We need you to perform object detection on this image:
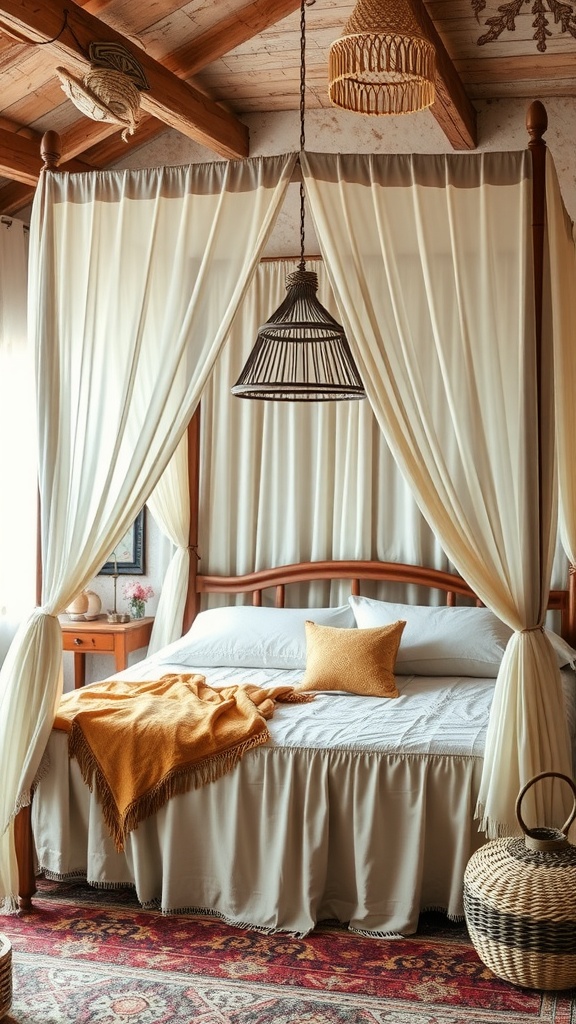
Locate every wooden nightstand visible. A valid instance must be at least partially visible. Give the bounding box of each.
[60,615,154,688]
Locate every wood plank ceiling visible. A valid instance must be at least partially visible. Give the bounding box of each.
[0,0,575,217]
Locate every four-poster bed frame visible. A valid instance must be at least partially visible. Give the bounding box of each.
[14,99,576,920]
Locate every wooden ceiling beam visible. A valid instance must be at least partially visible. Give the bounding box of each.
[0,0,477,213]
[57,114,136,161]
[0,124,90,187]
[0,114,170,212]
[0,179,36,216]
[0,0,306,209]
[0,0,249,159]
[165,0,301,77]
[78,115,166,165]
[411,0,477,150]
[48,2,303,160]
[0,128,44,185]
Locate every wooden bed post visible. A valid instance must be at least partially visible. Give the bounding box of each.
[14,806,35,912]
[527,105,576,648]
[182,406,201,634]
[527,105,576,647]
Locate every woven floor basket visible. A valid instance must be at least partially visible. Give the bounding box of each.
[464,771,576,990]
[0,934,11,1020]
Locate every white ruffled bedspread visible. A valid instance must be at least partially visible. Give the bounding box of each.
[32,663,576,937]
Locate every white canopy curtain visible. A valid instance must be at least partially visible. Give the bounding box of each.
[302,149,573,836]
[0,218,36,666]
[146,432,190,654]
[201,257,450,607]
[0,152,295,911]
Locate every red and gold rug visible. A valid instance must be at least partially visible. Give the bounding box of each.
[1,877,575,1023]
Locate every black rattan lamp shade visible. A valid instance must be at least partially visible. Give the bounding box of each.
[231,268,366,401]
[232,0,366,403]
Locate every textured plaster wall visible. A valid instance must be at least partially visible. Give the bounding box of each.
[64,96,576,688]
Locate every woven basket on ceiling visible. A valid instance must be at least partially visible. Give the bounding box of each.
[56,65,142,141]
[463,771,576,991]
[0,934,11,1020]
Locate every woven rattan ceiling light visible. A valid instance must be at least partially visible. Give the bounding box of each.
[231,0,366,402]
[328,0,436,116]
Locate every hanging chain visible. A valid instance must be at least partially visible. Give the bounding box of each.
[298,0,307,270]
[299,0,306,155]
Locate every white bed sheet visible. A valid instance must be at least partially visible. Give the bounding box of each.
[32,660,576,937]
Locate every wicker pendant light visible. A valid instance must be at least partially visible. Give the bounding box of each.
[328,0,436,116]
[231,0,366,402]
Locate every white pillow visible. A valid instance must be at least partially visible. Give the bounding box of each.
[155,604,356,669]
[348,597,512,677]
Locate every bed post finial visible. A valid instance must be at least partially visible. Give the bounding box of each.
[526,101,548,147]
[40,130,62,172]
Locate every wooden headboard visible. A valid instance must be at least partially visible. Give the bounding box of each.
[190,557,576,648]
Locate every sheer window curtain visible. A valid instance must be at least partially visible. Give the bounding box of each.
[199,258,449,608]
[0,218,36,666]
[302,150,573,836]
[0,153,295,911]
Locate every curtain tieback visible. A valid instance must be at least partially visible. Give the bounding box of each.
[520,625,544,633]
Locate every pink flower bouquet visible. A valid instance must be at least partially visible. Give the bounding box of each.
[122,581,154,619]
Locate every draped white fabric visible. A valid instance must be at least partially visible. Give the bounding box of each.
[201,258,449,607]
[0,154,295,910]
[146,433,191,654]
[0,219,36,665]
[546,153,576,578]
[301,150,573,835]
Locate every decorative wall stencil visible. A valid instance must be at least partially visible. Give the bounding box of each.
[472,0,576,52]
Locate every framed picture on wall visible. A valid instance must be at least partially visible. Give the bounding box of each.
[99,509,146,575]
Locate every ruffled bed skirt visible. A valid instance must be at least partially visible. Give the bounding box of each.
[33,732,485,936]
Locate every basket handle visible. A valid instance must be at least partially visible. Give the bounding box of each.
[515,771,576,836]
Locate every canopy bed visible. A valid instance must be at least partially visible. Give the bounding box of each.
[22,560,576,935]
[2,101,576,933]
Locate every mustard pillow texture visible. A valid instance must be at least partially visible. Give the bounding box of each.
[296,619,406,697]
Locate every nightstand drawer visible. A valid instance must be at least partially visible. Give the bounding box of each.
[60,616,154,687]
[62,632,115,654]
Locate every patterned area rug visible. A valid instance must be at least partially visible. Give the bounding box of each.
[1,877,575,1023]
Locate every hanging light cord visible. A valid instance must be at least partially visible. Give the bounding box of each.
[7,8,91,57]
[298,0,307,272]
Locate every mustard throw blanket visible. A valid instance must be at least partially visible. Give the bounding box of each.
[54,674,313,852]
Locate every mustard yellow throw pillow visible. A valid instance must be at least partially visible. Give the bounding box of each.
[296,620,406,697]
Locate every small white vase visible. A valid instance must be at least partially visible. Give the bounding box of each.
[65,593,89,621]
[84,590,102,620]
